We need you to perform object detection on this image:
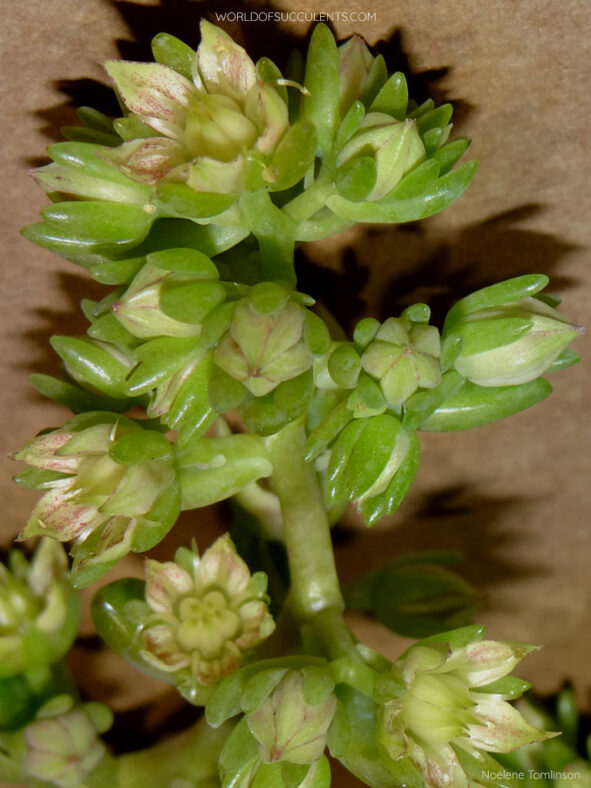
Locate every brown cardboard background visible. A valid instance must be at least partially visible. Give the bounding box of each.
[0,0,589,781]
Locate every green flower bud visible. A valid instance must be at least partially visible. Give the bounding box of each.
[0,540,79,677]
[214,284,321,397]
[338,36,376,116]
[15,414,180,585]
[444,291,581,387]
[378,631,555,788]
[360,310,441,406]
[336,114,425,201]
[23,701,110,788]
[326,414,411,509]
[100,21,290,197]
[247,670,336,764]
[139,535,275,686]
[112,250,225,339]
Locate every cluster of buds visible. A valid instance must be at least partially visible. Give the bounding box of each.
[18,695,112,788]
[139,535,275,688]
[100,21,291,196]
[213,282,329,397]
[443,275,581,387]
[217,666,337,787]
[14,413,180,587]
[0,539,78,677]
[377,629,553,788]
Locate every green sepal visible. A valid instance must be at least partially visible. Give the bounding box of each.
[126,336,200,395]
[446,316,534,355]
[159,279,227,324]
[177,434,273,509]
[443,274,549,331]
[402,371,464,431]
[353,317,381,349]
[167,354,217,447]
[109,430,174,466]
[326,699,351,758]
[403,624,484,654]
[432,137,471,175]
[473,676,531,700]
[267,120,318,192]
[325,419,366,506]
[50,336,132,399]
[355,372,386,411]
[326,160,478,223]
[29,372,133,413]
[453,746,526,788]
[89,256,145,285]
[420,378,553,431]
[303,24,340,157]
[362,431,421,526]
[46,140,149,184]
[13,467,73,490]
[327,343,362,388]
[416,103,453,134]
[151,32,195,80]
[130,484,182,552]
[154,183,235,219]
[369,71,408,120]
[208,364,249,413]
[207,656,328,728]
[76,107,115,135]
[304,400,353,461]
[61,125,120,146]
[239,372,314,437]
[240,668,289,715]
[422,126,451,156]
[334,100,366,152]
[113,116,162,140]
[218,717,260,785]
[91,578,197,688]
[304,311,331,355]
[407,98,435,119]
[546,347,581,372]
[385,158,440,201]
[40,201,155,251]
[335,156,377,202]
[336,686,419,788]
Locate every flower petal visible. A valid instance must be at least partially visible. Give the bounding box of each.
[15,430,77,473]
[141,623,190,671]
[99,138,188,185]
[245,82,289,155]
[468,698,554,752]
[24,488,101,541]
[181,155,244,193]
[197,534,251,596]
[145,559,193,613]
[197,21,256,103]
[105,61,193,139]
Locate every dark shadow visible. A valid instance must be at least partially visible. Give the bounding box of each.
[297,204,580,333]
[334,484,545,604]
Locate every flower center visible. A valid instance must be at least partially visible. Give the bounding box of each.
[401,673,474,746]
[183,93,258,161]
[175,589,241,658]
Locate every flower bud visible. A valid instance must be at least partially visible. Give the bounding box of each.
[15,414,180,585]
[338,36,376,116]
[23,702,109,788]
[361,311,441,406]
[112,251,226,340]
[0,539,79,676]
[247,670,336,764]
[336,114,425,201]
[445,296,580,387]
[377,631,554,788]
[214,284,320,397]
[139,535,275,686]
[100,21,290,197]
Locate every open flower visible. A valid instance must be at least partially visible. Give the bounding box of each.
[100,21,289,195]
[140,535,275,686]
[15,414,180,584]
[378,633,554,788]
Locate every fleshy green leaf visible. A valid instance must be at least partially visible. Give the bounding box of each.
[50,336,133,399]
[420,378,553,431]
[154,183,235,219]
[151,32,195,80]
[268,120,317,192]
[29,372,132,413]
[369,72,408,120]
[335,156,377,202]
[303,24,340,156]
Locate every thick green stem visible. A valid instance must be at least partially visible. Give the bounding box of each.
[265,416,344,621]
